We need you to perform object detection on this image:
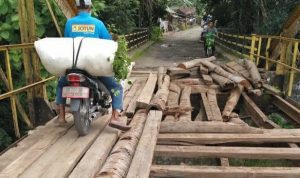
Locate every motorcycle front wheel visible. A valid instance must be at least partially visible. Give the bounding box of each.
[72,98,91,136]
[206,47,213,57]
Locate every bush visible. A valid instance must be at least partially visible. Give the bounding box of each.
[0,128,12,152]
[150,26,163,41]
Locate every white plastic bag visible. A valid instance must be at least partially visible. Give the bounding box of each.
[34,37,118,76]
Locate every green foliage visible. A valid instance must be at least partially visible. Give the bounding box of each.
[150,26,163,41]
[113,36,131,83]
[0,128,12,151]
[269,113,294,129]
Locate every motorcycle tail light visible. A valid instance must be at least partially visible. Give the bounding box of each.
[67,73,86,83]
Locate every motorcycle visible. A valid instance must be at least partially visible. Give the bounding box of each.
[204,31,215,57]
[62,68,111,136]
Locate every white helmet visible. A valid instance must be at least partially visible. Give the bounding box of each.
[75,0,92,7]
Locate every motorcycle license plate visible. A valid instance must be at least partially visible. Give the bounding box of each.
[62,87,89,98]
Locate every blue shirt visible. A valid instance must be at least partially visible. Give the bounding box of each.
[64,12,111,40]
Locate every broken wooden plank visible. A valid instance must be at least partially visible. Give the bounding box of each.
[272,94,300,125]
[69,126,120,178]
[150,165,300,178]
[20,116,111,178]
[222,85,244,121]
[200,93,213,121]
[155,145,300,160]
[157,132,300,145]
[207,90,223,122]
[151,75,170,111]
[136,73,158,109]
[177,56,216,69]
[159,121,262,134]
[242,92,279,129]
[126,111,162,178]
[97,110,147,178]
[179,86,192,121]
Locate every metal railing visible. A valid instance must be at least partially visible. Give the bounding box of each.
[0,29,149,138]
[216,32,300,97]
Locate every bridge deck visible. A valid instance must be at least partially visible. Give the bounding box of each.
[1,70,300,178]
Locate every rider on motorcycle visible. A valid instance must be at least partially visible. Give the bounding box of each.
[202,20,218,55]
[55,0,131,131]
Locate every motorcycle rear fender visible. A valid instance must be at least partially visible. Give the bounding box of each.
[70,99,81,112]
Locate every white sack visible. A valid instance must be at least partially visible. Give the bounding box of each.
[34,37,118,76]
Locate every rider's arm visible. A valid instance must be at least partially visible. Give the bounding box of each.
[64,20,71,37]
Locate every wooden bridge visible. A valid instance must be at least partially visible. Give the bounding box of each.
[1,1,300,178]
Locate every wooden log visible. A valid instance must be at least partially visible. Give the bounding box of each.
[226,61,250,78]
[97,110,147,178]
[179,86,192,121]
[167,83,181,107]
[221,64,238,75]
[201,60,251,88]
[20,116,111,178]
[177,56,216,69]
[222,85,244,121]
[151,75,170,111]
[163,115,177,122]
[200,64,208,74]
[166,67,190,79]
[263,83,282,96]
[210,72,236,91]
[123,79,145,111]
[207,90,223,122]
[160,121,262,133]
[244,59,262,88]
[189,66,200,77]
[155,145,300,160]
[150,165,300,178]
[157,132,300,145]
[125,80,146,118]
[157,67,164,88]
[202,74,213,85]
[136,73,158,109]
[174,78,205,85]
[69,126,120,178]
[126,111,162,178]
[0,117,73,178]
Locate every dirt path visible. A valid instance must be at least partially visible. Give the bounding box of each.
[134,26,206,70]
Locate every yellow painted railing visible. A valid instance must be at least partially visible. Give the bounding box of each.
[216,32,300,97]
[0,29,149,138]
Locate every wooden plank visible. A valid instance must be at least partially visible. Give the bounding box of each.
[150,165,300,178]
[222,85,244,121]
[136,73,158,109]
[159,121,262,134]
[0,119,73,178]
[200,93,213,121]
[272,94,300,125]
[126,80,146,118]
[155,145,300,160]
[157,67,164,88]
[179,86,192,121]
[19,116,111,178]
[242,92,279,128]
[126,111,162,178]
[69,126,120,178]
[158,132,300,145]
[123,79,146,111]
[207,90,223,122]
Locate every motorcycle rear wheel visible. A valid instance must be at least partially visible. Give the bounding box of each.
[73,98,91,136]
